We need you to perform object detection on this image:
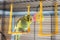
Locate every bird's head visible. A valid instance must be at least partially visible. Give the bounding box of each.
[24,15,32,24]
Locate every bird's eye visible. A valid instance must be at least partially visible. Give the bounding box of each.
[30,18,32,20]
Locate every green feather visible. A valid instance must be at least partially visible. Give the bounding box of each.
[14,15,32,40]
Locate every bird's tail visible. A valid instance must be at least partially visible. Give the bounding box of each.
[15,34,21,40]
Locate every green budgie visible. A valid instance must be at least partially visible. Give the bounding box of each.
[14,15,32,40]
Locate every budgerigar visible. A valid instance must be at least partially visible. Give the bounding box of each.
[14,15,32,40]
[14,14,44,40]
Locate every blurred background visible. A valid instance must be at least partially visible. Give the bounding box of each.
[0,0,60,40]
